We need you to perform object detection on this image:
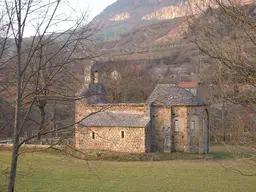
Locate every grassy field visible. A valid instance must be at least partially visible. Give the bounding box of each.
[0,146,256,192]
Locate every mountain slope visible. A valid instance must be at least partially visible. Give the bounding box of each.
[94,0,186,22]
[93,0,187,41]
[93,0,253,41]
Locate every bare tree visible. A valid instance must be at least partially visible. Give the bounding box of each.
[0,0,101,191]
[187,0,256,104]
[102,63,156,103]
[186,0,256,165]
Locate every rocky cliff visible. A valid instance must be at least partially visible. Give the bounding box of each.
[94,0,186,22]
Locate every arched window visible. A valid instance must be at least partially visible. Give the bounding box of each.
[202,119,205,132]
[93,71,99,84]
[175,120,179,132]
[191,121,195,130]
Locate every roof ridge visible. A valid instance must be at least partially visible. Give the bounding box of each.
[147,84,206,106]
[156,83,176,86]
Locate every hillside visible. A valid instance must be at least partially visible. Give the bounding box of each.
[93,0,255,71]
[86,0,256,105]
[93,0,188,41]
[92,0,200,86]
[93,0,253,41]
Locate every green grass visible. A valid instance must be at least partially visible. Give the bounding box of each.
[0,146,256,192]
[210,145,256,159]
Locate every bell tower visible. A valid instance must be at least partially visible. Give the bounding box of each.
[82,61,106,104]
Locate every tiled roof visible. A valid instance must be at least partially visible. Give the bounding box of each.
[80,111,150,127]
[178,82,197,88]
[88,103,145,107]
[146,84,205,106]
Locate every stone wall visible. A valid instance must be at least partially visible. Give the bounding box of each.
[171,106,208,154]
[187,107,209,154]
[145,123,152,152]
[75,100,146,122]
[86,104,146,113]
[171,107,188,152]
[150,105,209,154]
[150,105,171,152]
[75,126,146,153]
[75,100,148,153]
[75,99,208,154]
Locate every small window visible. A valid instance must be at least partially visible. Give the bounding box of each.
[91,132,95,139]
[175,120,179,132]
[191,121,195,130]
[121,131,124,139]
[24,132,28,139]
[93,71,99,84]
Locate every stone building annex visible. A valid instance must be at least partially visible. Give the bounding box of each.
[75,62,209,154]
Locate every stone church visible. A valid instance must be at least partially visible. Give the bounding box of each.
[75,62,209,154]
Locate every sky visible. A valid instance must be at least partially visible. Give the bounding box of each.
[20,0,117,37]
[73,0,117,19]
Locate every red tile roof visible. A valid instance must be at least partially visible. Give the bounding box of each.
[135,64,142,71]
[178,82,197,88]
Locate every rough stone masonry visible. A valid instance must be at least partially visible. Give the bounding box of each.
[75,62,209,153]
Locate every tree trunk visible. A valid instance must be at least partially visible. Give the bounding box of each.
[8,66,22,192]
[8,146,19,192]
[37,105,46,140]
[8,1,23,189]
[8,29,22,192]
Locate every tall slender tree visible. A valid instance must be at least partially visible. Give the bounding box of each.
[0,1,100,191]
